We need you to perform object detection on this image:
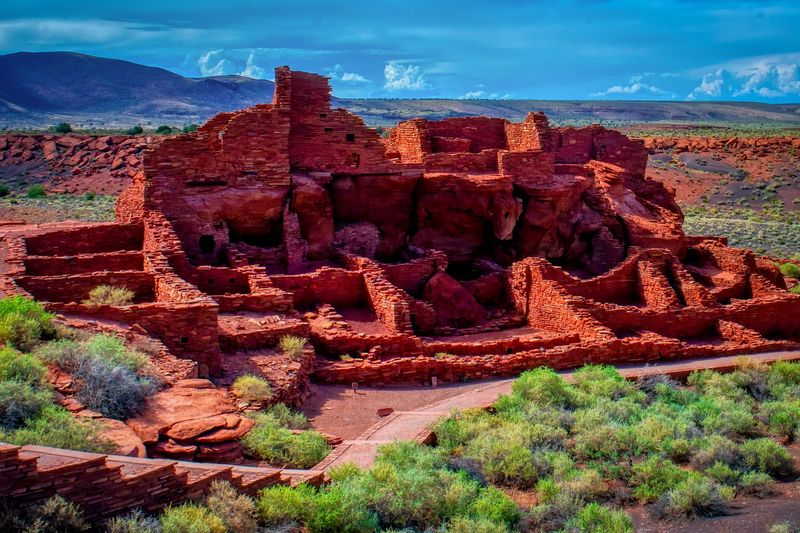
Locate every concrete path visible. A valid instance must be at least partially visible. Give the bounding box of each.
[315,350,800,470]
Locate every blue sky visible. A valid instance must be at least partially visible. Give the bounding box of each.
[2,0,800,101]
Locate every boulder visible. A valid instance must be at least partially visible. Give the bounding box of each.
[423,272,487,328]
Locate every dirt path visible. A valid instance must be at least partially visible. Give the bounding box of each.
[309,350,800,470]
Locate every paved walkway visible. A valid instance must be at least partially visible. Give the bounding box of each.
[315,350,800,470]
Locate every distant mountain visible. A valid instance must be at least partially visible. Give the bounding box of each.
[343,98,800,126]
[0,52,275,128]
[1,52,800,129]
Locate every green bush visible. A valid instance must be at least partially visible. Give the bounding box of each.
[27,184,46,198]
[156,125,173,134]
[231,374,272,402]
[160,504,225,533]
[279,335,307,359]
[0,184,10,197]
[257,483,316,526]
[630,456,689,502]
[1,404,114,453]
[469,486,519,525]
[511,367,573,407]
[568,502,634,533]
[738,471,775,497]
[780,262,800,279]
[205,480,257,533]
[125,125,144,136]
[83,191,96,201]
[182,124,198,133]
[445,516,509,533]
[51,122,73,134]
[0,380,51,429]
[0,346,47,385]
[740,438,795,477]
[83,285,135,306]
[653,474,733,519]
[0,296,55,350]
[242,411,330,467]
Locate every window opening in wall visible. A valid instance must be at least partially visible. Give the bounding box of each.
[199,235,215,254]
[346,133,356,142]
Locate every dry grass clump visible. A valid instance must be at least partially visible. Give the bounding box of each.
[84,285,135,306]
[231,374,272,403]
[279,335,307,359]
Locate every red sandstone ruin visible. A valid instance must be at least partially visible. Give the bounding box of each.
[2,66,799,408]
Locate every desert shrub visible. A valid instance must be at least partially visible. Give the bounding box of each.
[0,380,51,429]
[156,125,173,134]
[527,492,584,532]
[0,184,10,197]
[305,482,379,533]
[469,486,519,526]
[704,462,740,486]
[106,509,161,533]
[738,471,776,497]
[511,367,573,407]
[125,125,144,136]
[572,364,637,402]
[231,374,272,402]
[652,474,733,519]
[51,122,73,134]
[182,124,198,133]
[83,285,135,306]
[84,334,149,372]
[35,335,156,419]
[780,262,800,279]
[27,184,46,198]
[630,456,689,502]
[445,516,509,533]
[279,335,307,359]
[568,502,634,533]
[0,296,55,350]
[0,346,47,385]
[740,438,795,477]
[690,435,742,470]
[1,404,114,452]
[328,461,361,482]
[461,423,541,486]
[24,495,89,532]
[770,522,799,533]
[257,483,316,526]
[242,411,329,467]
[262,402,311,429]
[160,504,225,533]
[74,356,158,419]
[83,191,95,201]
[760,400,800,440]
[205,480,257,533]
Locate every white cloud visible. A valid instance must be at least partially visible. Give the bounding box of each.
[196,47,337,79]
[341,72,370,83]
[197,49,235,77]
[688,53,800,99]
[688,70,725,99]
[383,61,427,91]
[325,64,371,83]
[592,76,671,97]
[457,90,508,99]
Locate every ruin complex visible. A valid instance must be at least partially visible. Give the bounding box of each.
[2,66,799,398]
